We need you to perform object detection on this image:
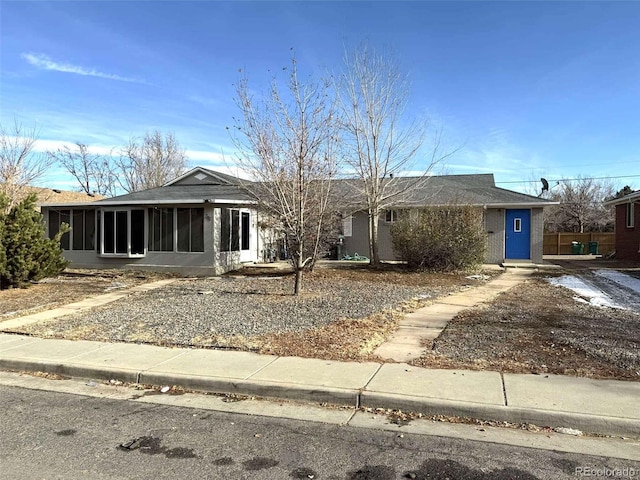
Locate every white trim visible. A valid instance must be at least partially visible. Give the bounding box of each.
[626,202,635,228]
[342,215,353,237]
[98,208,147,258]
[163,167,236,186]
[42,198,257,208]
[384,209,398,223]
[605,191,640,206]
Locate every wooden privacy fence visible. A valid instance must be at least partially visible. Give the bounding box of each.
[543,232,615,255]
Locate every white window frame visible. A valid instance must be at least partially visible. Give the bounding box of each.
[98,208,147,258]
[626,202,635,228]
[514,218,522,233]
[385,209,398,223]
[342,215,353,237]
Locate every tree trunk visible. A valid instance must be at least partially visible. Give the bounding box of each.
[293,245,304,296]
[294,266,303,295]
[369,210,381,266]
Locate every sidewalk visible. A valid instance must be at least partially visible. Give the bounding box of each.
[1,332,638,438]
[0,270,638,439]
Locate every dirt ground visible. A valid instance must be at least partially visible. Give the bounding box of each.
[412,273,640,381]
[3,262,639,381]
[0,270,175,319]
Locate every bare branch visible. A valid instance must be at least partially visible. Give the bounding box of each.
[0,120,54,211]
[47,143,116,196]
[338,43,454,264]
[112,131,188,193]
[230,53,341,294]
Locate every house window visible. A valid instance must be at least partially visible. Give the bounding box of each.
[177,208,204,252]
[148,208,174,251]
[342,215,353,237]
[626,203,635,228]
[100,209,145,257]
[385,210,399,223]
[73,209,96,250]
[219,208,249,252]
[48,209,71,250]
[231,210,240,251]
[241,212,250,250]
[514,218,522,233]
[49,209,96,251]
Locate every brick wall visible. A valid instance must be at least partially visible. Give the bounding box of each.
[615,203,640,260]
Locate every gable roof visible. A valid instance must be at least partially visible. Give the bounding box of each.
[40,168,255,207]
[333,174,557,209]
[164,166,246,186]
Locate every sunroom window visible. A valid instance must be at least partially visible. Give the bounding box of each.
[148,208,174,251]
[177,208,204,252]
[49,209,96,251]
[100,209,145,257]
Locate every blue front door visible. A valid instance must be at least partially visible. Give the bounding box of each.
[505,209,531,260]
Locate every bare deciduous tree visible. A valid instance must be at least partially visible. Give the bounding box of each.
[338,44,453,265]
[545,177,615,233]
[113,131,187,193]
[230,54,340,295]
[47,143,116,196]
[0,121,54,212]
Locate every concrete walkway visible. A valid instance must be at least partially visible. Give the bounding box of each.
[0,279,176,330]
[375,270,534,362]
[0,271,638,439]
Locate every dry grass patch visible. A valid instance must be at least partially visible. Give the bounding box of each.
[412,277,640,381]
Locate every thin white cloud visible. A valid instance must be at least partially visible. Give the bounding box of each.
[22,53,145,84]
[184,149,229,164]
[32,139,116,156]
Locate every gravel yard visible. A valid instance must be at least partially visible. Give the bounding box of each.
[3,261,638,380]
[10,268,481,356]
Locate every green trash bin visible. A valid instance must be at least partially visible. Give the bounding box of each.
[571,242,585,255]
[588,241,599,255]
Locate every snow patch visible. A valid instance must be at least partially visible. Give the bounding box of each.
[594,270,640,295]
[547,275,622,309]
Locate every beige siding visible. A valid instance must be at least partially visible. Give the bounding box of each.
[485,208,505,264]
[531,207,544,263]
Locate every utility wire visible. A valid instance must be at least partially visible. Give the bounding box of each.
[495,174,640,184]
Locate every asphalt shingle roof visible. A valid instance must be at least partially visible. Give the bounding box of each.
[93,184,255,205]
[40,170,554,208]
[332,174,554,208]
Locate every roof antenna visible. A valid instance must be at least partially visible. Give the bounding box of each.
[539,178,549,197]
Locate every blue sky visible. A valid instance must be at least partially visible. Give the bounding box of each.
[1,0,639,194]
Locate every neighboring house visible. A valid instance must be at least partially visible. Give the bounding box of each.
[338,174,557,265]
[28,186,104,205]
[41,167,263,275]
[605,190,640,261]
[0,185,103,209]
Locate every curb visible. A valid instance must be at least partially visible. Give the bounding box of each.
[2,358,638,439]
[359,391,640,439]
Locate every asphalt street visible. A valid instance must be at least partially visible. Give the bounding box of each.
[1,382,638,480]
